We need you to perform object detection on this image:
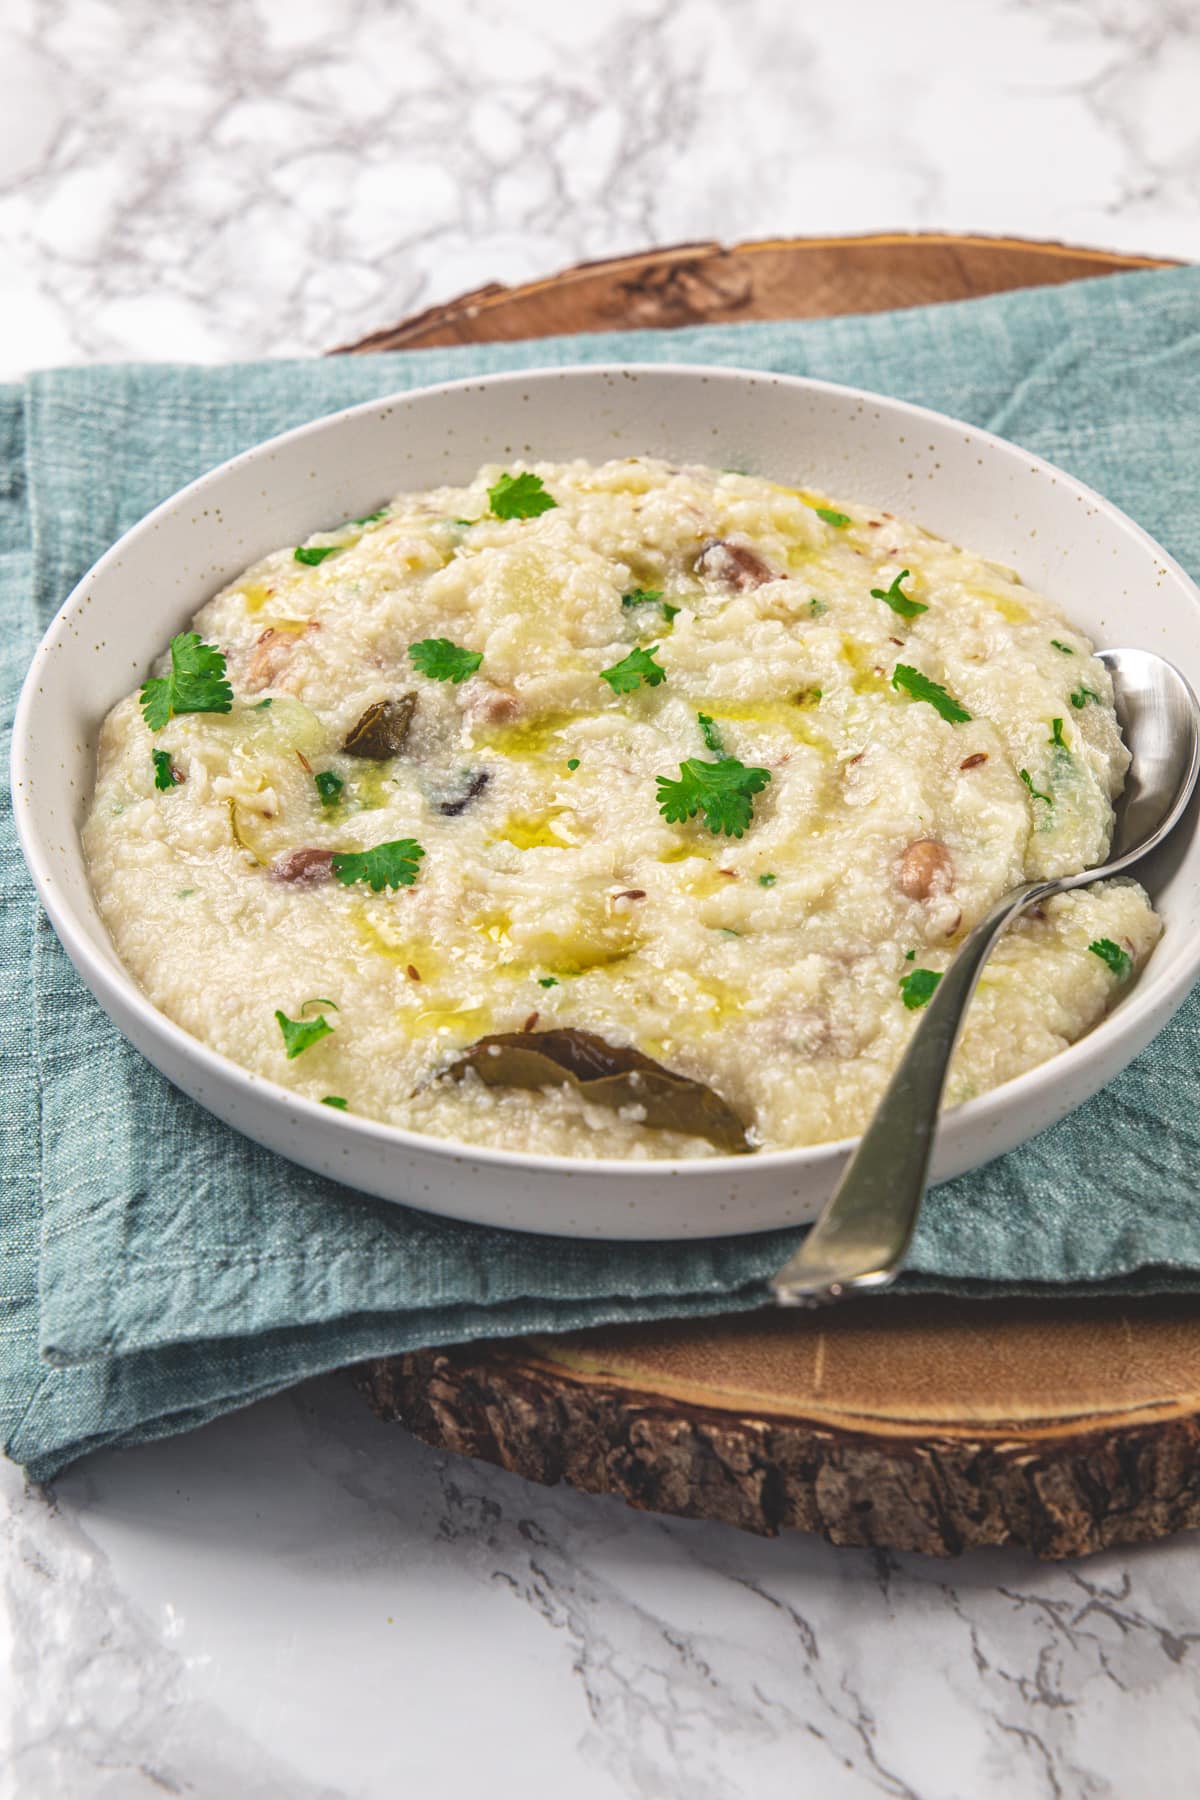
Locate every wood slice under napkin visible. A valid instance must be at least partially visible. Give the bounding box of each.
[341,231,1199,1559]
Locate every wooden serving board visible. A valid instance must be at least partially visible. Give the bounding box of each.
[347,232,1200,1559]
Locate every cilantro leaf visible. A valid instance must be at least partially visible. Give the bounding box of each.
[871,570,927,618]
[408,638,483,683]
[1051,639,1075,654]
[275,1004,336,1059]
[538,976,559,988]
[809,597,828,616]
[891,663,971,722]
[900,967,942,1010]
[151,749,178,790]
[601,645,666,693]
[139,633,233,732]
[487,472,557,520]
[315,770,344,807]
[697,712,725,754]
[331,838,425,892]
[758,872,776,887]
[321,1095,349,1109]
[1070,685,1100,710]
[656,757,771,838]
[1020,768,1051,804]
[1089,938,1132,978]
[622,587,679,622]
[353,507,388,525]
[1050,717,1067,748]
[815,506,851,528]
[294,544,342,566]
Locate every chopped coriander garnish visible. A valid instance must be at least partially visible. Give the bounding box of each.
[891,663,970,722]
[1050,717,1067,749]
[899,967,942,1010]
[408,638,483,684]
[566,758,580,771]
[253,698,273,711]
[487,471,557,519]
[1051,639,1074,654]
[718,927,741,937]
[353,507,388,525]
[538,976,559,989]
[1070,685,1100,710]
[622,589,681,623]
[176,888,195,899]
[1089,937,1132,977]
[758,872,777,887]
[452,518,475,527]
[697,712,725,754]
[1020,768,1051,804]
[601,645,666,693]
[321,1095,349,1109]
[809,597,828,616]
[275,1004,336,1059]
[815,506,851,528]
[871,570,927,618]
[140,633,233,731]
[331,838,425,892]
[151,749,178,790]
[904,948,916,961]
[656,757,771,838]
[294,544,342,566]
[315,770,344,807]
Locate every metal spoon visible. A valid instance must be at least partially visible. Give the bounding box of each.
[770,648,1200,1307]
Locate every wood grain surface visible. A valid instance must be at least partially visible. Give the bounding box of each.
[358,1301,1200,1559]
[345,231,1200,1558]
[338,232,1173,351]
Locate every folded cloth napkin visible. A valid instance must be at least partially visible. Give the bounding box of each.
[5,265,1200,1483]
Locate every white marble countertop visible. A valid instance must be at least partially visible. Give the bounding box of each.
[7,1376,1200,1800]
[4,1,1200,1794]
[3,0,1200,378]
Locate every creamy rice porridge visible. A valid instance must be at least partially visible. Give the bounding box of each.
[84,457,1159,1159]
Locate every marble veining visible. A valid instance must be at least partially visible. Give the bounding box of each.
[1,0,1199,378]
[4,1376,1200,1799]
[5,0,1200,1793]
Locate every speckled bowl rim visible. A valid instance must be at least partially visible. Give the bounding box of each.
[12,363,1200,1217]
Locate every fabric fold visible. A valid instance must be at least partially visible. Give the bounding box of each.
[5,265,1200,1482]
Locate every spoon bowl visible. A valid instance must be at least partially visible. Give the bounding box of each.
[770,646,1200,1306]
[1097,650,1200,867]
[14,365,1200,1238]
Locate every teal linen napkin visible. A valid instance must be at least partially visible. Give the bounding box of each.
[6,265,1200,1483]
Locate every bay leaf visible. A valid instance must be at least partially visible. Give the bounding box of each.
[447,1027,750,1153]
[343,694,417,759]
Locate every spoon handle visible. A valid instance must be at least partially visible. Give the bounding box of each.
[770,877,1058,1307]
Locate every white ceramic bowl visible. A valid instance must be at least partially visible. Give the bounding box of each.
[12,366,1200,1239]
